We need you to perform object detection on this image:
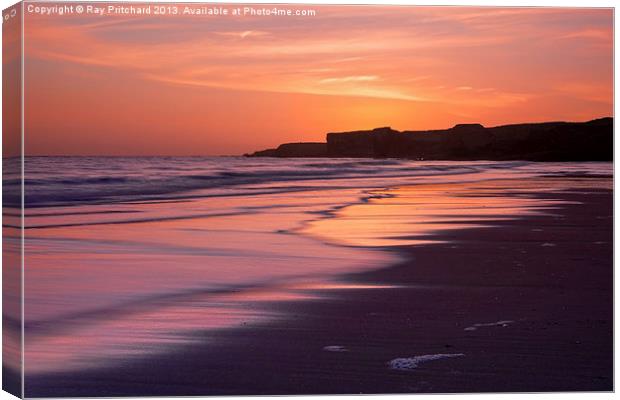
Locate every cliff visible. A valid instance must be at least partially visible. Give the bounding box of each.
[246,117,613,161]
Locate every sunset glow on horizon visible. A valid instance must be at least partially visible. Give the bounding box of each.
[22,4,613,156]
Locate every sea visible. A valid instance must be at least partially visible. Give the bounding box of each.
[1,157,612,378]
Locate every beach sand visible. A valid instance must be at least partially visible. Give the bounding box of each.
[27,175,612,396]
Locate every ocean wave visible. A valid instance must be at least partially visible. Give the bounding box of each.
[2,157,610,208]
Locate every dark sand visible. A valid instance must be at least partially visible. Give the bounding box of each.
[27,177,613,396]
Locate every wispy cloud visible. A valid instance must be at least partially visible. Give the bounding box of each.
[320,75,379,84]
[214,30,270,39]
[558,28,612,41]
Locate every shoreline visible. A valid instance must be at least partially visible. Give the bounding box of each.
[26,175,613,396]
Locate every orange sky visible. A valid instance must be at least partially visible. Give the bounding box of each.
[22,4,613,155]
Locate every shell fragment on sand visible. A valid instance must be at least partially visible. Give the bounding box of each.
[464,320,514,331]
[388,353,464,371]
[323,345,349,352]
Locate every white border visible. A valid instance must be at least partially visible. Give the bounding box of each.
[0,1,616,400]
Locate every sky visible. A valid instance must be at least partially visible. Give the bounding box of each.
[22,4,613,156]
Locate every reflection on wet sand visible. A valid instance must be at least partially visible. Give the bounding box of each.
[23,189,396,374]
[302,178,599,247]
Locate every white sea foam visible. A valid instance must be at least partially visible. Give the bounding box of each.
[323,345,348,352]
[388,353,465,370]
[464,320,514,331]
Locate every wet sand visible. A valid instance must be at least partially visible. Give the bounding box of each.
[27,176,612,396]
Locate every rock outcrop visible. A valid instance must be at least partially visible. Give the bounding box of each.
[246,117,612,161]
[247,142,327,158]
